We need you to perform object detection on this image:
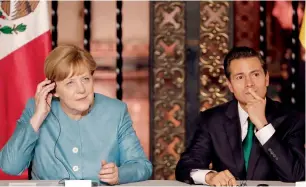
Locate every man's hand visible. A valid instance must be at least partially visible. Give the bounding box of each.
[246,88,268,130]
[99,160,119,185]
[205,170,237,186]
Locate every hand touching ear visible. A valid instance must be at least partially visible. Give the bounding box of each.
[30,78,55,132]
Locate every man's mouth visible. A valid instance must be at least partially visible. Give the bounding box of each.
[245,91,256,94]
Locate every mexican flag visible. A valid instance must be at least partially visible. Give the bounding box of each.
[0,0,51,179]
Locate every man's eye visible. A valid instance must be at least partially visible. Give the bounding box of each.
[236,76,243,80]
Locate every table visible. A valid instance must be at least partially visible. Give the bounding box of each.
[121,180,295,186]
[0,180,296,186]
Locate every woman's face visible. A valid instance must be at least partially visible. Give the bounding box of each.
[54,69,94,116]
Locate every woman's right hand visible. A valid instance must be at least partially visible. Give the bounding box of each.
[30,78,55,132]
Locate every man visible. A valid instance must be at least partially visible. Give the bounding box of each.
[175,47,305,186]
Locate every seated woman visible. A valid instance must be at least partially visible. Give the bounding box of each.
[0,45,152,184]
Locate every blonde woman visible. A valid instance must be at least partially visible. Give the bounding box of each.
[0,45,152,184]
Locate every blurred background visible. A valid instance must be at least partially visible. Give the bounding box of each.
[0,0,305,181]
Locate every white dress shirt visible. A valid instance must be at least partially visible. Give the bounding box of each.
[190,102,276,184]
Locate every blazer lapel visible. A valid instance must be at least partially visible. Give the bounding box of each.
[246,138,261,179]
[246,98,280,179]
[223,100,246,179]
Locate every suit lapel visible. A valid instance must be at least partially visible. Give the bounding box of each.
[223,100,246,178]
[246,98,279,179]
[246,138,261,179]
[223,98,281,179]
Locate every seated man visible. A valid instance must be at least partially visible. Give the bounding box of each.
[175,46,305,186]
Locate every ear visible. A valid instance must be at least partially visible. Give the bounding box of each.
[51,82,58,97]
[226,78,234,93]
[53,89,59,98]
[265,72,270,87]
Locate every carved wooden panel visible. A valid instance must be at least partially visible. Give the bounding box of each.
[199,1,232,111]
[151,1,186,180]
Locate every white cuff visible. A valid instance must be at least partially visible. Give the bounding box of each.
[190,169,214,185]
[255,123,275,145]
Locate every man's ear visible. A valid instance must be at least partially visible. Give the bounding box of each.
[265,71,270,87]
[226,78,234,93]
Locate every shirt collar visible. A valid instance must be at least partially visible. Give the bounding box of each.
[238,102,249,126]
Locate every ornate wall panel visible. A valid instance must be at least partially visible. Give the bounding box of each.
[199,1,232,111]
[234,1,260,50]
[150,1,186,180]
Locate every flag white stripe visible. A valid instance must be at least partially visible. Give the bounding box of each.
[0,0,50,60]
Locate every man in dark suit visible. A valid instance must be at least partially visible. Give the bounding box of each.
[176,47,305,186]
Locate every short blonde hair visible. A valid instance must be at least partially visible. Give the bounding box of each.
[44,45,97,81]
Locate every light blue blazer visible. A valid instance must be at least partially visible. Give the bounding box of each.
[0,93,152,183]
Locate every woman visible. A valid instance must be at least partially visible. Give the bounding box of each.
[0,45,152,184]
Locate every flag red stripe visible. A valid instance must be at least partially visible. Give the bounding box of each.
[0,31,51,179]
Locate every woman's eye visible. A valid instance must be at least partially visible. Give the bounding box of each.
[66,81,73,85]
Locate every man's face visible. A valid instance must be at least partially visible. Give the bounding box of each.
[226,57,269,105]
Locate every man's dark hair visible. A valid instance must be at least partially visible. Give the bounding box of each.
[223,46,267,79]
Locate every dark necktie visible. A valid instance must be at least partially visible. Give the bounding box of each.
[242,118,254,170]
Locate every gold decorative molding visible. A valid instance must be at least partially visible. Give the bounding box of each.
[199,1,231,111]
[151,1,186,180]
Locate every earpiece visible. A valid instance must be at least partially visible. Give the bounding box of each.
[50,81,56,94]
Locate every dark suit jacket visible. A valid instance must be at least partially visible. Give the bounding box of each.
[176,98,305,184]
